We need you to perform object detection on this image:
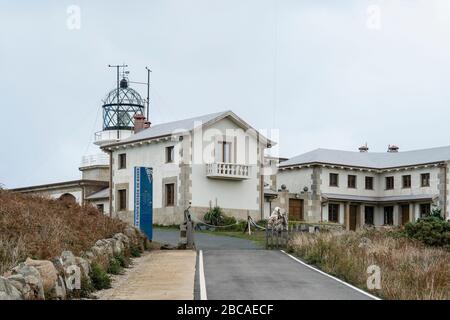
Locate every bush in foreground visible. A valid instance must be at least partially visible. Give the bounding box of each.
[288,230,450,300]
[404,215,450,248]
[90,263,111,290]
[0,190,127,274]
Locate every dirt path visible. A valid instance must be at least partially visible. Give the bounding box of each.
[95,250,196,300]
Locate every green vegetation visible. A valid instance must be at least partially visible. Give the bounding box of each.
[403,208,450,249]
[90,263,111,290]
[129,244,142,257]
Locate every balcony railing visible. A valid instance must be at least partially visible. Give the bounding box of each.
[206,163,251,180]
[80,154,109,168]
[94,130,133,146]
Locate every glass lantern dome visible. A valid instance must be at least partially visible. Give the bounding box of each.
[102,78,145,130]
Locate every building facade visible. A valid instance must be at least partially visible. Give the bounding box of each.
[101,111,273,225]
[275,146,450,230]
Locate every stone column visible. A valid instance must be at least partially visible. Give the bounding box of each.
[344,202,350,231]
[393,204,399,226]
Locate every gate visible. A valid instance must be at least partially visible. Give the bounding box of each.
[134,167,153,240]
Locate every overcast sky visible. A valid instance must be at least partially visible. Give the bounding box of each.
[1,0,450,188]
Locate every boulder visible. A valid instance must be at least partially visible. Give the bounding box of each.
[61,251,77,268]
[75,257,90,278]
[10,264,45,300]
[24,258,58,294]
[113,233,131,250]
[106,238,124,256]
[0,276,22,300]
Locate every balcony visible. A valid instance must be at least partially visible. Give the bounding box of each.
[93,130,133,146]
[206,163,251,180]
[80,153,109,168]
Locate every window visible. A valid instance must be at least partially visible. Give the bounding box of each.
[347,175,357,188]
[166,146,174,163]
[165,183,175,207]
[118,153,126,169]
[402,175,411,188]
[384,206,394,225]
[96,204,104,213]
[219,141,232,163]
[421,173,430,187]
[385,176,394,190]
[328,204,339,223]
[420,204,430,218]
[118,189,127,211]
[364,206,374,225]
[329,173,339,187]
[365,176,374,190]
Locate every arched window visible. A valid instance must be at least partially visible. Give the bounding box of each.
[59,193,76,204]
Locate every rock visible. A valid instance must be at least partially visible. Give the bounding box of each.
[61,251,76,268]
[11,264,45,300]
[113,233,130,251]
[54,276,66,300]
[7,274,33,299]
[0,276,22,300]
[106,238,124,256]
[24,258,58,294]
[75,257,90,278]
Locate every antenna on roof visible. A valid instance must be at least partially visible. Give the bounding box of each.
[145,66,152,120]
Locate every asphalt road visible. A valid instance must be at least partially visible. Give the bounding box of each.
[153,228,375,300]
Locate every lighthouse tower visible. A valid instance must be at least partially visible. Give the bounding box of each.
[79,67,147,179]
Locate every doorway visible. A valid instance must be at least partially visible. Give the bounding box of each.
[349,205,358,231]
[289,199,304,221]
[401,204,410,225]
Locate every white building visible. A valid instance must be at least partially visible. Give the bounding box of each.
[275,145,450,230]
[100,110,274,225]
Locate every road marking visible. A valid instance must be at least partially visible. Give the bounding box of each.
[199,250,207,300]
[280,250,381,300]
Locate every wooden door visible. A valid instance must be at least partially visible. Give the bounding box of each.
[401,205,410,225]
[289,199,304,221]
[349,205,358,231]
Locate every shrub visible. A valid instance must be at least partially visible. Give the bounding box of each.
[130,244,142,257]
[66,274,95,299]
[90,263,111,290]
[107,256,123,275]
[114,252,130,268]
[204,206,224,226]
[405,216,450,247]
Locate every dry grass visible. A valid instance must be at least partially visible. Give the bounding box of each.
[288,230,450,300]
[0,190,127,275]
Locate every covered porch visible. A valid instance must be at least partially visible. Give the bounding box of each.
[321,193,438,231]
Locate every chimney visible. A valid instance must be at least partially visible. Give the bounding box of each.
[387,144,399,153]
[358,143,369,153]
[133,114,146,134]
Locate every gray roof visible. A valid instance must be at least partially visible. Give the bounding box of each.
[85,188,109,200]
[102,110,273,148]
[322,193,438,203]
[281,146,450,169]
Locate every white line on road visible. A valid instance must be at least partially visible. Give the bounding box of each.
[280,250,381,300]
[199,250,207,300]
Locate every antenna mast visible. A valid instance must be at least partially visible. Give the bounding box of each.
[145,67,152,120]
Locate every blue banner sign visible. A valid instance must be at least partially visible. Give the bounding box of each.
[134,167,153,240]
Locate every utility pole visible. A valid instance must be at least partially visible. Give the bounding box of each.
[108,64,128,139]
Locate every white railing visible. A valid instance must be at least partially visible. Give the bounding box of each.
[80,153,109,167]
[94,130,133,145]
[206,163,250,180]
